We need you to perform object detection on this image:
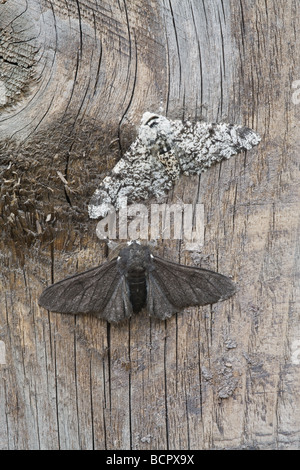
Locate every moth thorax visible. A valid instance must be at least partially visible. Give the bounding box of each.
[126,259,148,275]
[118,242,152,274]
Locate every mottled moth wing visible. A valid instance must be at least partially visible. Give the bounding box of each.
[38,259,133,323]
[147,256,236,320]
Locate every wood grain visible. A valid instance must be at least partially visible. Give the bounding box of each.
[0,0,299,449]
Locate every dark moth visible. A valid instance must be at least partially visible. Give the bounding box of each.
[39,241,236,323]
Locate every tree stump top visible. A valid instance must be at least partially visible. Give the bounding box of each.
[0,0,299,450]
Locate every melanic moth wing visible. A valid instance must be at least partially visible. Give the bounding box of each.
[147,256,236,320]
[38,259,133,323]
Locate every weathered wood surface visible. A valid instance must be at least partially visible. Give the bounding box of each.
[0,0,299,450]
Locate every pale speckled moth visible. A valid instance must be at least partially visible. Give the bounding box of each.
[88,113,261,219]
[39,241,236,323]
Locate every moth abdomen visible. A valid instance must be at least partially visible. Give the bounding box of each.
[127,272,147,313]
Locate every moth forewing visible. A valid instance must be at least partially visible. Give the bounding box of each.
[149,255,236,309]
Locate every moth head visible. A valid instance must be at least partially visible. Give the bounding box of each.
[118,241,152,274]
[140,112,160,126]
[139,113,174,151]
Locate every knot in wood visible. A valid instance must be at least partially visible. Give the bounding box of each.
[0,3,38,108]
